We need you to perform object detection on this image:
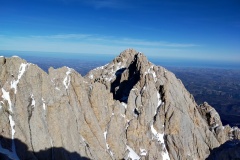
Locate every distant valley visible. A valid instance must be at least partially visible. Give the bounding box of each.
[170,67,240,128]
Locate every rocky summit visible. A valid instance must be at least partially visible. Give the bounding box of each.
[0,49,239,160]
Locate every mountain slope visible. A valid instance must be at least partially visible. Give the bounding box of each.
[0,50,239,160]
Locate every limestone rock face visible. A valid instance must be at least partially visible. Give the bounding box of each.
[198,102,240,144]
[0,50,239,160]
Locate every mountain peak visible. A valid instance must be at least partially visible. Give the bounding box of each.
[0,50,239,160]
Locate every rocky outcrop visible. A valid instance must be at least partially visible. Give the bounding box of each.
[0,50,239,160]
[198,102,240,144]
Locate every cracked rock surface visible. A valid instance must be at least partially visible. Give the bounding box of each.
[0,49,239,160]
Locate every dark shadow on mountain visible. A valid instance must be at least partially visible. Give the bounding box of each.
[111,56,140,103]
[0,135,90,160]
[206,139,240,160]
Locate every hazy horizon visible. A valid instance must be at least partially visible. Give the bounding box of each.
[1,49,240,70]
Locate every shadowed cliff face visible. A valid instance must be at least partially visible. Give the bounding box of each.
[207,140,240,160]
[111,54,140,103]
[0,49,239,160]
[0,136,90,160]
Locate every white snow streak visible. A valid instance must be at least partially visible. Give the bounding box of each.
[126,145,140,160]
[63,67,71,89]
[6,115,19,160]
[104,131,107,140]
[104,130,114,157]
[104,62,125,82]
[42,98,46,110]
[0,87,19,159]
[143,86,146,91]
[121,102,127,109]
[31,94,36,107]
[155,92,162,115]
[157,92,162,107]
[11,63,28,94]
[145,66,157,82]
[151,124,170,160]
[1,88,12,112]
[140,148,147,156]
[151,125,164,142]
[9,116,15,139]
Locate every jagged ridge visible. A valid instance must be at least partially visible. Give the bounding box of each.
[0,50,239,160]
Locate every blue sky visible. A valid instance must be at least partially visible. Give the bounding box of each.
[0,0,239,62]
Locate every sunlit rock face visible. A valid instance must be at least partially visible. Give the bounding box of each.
[0,49,239,160]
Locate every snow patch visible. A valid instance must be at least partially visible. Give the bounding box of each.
[152,71,157,82]
[126,145,140,160]
[104,130,114,157]
[8,115,19,160]
[31,94,36,107]
[104,131,107,140]
[89,74,94,79]
[103,62,125,82]
[11,63,28,94]
[1,88,12,112]
[109,149,114,157]
[155,92,162,115]
[151,124,170,160]
[151,124,164,142]
[143,86,146,91]
[121,102,127,109]
[1,87,19,159]
[63,67,71,89]
[94,63,109,71]
[9,115,15,139]
[145,66,157,82]
[0,90,19,159]
[140,148,147,156]
[42,98,46,110]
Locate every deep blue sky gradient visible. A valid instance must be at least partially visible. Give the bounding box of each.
[0,0,239,63]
